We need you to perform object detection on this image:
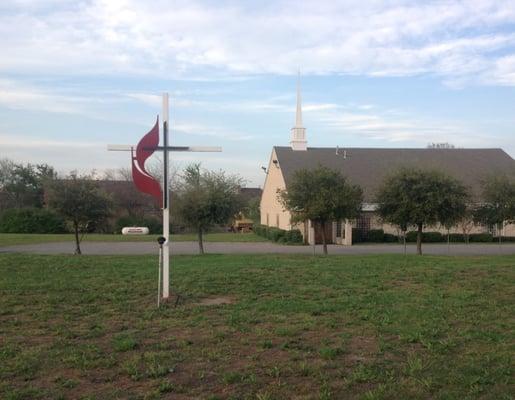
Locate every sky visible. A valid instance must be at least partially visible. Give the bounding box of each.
[1,0,515,187]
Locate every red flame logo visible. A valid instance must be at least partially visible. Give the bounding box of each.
[131,117,163,208]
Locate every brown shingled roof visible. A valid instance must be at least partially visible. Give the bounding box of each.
[274,146,515,202]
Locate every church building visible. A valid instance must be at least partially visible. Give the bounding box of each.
[260,82,515,245]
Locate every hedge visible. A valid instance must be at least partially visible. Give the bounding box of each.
[384,233,398,243]
[0,208,67,233]
[255,223,512,245]
[281,229,304,244]
[494,236,515,242]
[352,229,399,243]
[468,233,493,242]
[404,232,506,243]
[406,231,444,243]
[353,229,502,244]
[254,224,303,244]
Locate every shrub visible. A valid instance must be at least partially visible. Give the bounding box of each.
[0,208,67,233]
[115,216,162,234]
[253,224,268,237]
[254,224,303,244]
[365,229,384,243]
[352,228,397,243]
[469,233,493,242]
[283,229,304,244]
[494,236,515,242]
[448,233,466,243]
[406,231,444,243]
[352,228,363,243]
[267,227,285,242]
[383,233,398,243]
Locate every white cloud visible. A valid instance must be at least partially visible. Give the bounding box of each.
[307,104,502,150]
[0,0,515,85]
[487,55,515,86]
[0,80,84,113]
[174,123,254,141]
[0,133,102,149]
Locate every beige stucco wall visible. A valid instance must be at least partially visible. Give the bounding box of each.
[260,148,293,231]
[503,223,515,236]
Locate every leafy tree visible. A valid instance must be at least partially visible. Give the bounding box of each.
[175,164,243,254]
[376,168,469,255]
[47,173,112,254]
[0,208,66,233]
[245,197,261,223]
[473,175,515,244]
[279,165,363,255]
[0,159,56,209]
[0,158,15,187]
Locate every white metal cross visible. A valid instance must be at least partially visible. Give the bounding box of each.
[107,93,221,299]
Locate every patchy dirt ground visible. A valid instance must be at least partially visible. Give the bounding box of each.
[195,296,236,306]
[0,253,513,399]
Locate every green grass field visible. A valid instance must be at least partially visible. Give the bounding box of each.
[0,232,266,247]
[0,254,513,399]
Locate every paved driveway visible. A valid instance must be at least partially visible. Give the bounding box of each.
[1,241,514,256]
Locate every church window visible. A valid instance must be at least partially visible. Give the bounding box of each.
[336,220,342,237]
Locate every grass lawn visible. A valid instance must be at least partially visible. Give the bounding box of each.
[0,254,513,399]
[0,232,266,246]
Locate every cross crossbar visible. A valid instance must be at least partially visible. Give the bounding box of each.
[107,144,222,152]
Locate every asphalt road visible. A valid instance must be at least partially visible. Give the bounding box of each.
[1,241,515,256]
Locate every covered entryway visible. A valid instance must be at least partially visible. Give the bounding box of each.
[306,219,353,245]
[334,220,353,246]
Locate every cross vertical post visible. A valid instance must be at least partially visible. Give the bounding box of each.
[162,94,170,299]
[107,93,221,305]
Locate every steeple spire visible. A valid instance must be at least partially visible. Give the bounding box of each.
[290,72,307,151]
[295,73,303,127]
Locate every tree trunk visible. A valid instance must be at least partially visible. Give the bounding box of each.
[498,223,502,251]
[74,221,81,255]
[198,227,204,255]
[321,220,328,255]
[403,230,407,256]
[416,223,423,255]
[447,228,450,254]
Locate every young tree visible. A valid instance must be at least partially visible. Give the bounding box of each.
[47,173,112,254]
[175,164,243,254]
[458,210,475,244]
[438,179,469,250]
[376,168,469,255]
[377,201,411,255]
[279,165,363,255]
[473,175,515,244]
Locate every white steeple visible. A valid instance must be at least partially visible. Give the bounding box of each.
[290,73,307,151]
